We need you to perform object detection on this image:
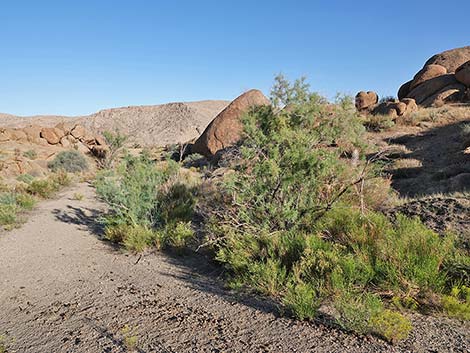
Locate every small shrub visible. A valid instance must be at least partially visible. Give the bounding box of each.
[163,221,194,250]
[333,292,383,334]
[23,149,37,160]
[99,130,127,169]
[0,204,18,228]
[0,335,6,353]
[72,192,84,201]
[16,173,35,184]
[50,170,72,187]
[27,179,58,198]
[48,150,88,173]
[120,325,138,351]
[15,193,36,210]
[282,283,319,320]
[442,286,470,320]
[105,224,159,252]
[364,114,395,132]
[371,309,412,343]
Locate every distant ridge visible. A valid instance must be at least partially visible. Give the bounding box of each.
[0,100,229,146]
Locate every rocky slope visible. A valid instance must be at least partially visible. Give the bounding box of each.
[0,100,229,147]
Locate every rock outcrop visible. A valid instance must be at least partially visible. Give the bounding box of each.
[191,89,270,157]
[397,46,470,107]
[455,60,470,87]
[355,91,379,112]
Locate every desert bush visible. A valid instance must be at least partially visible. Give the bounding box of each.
[441,285,470,320]
[23,149,37,160]
[364,114,395,132]
[48,150,88,173]
[0,191,36,228]
[205,76,469,339]
[16,173,35,184]
[27,179,58,198]
[98,130,127,169]
[95,154,197,251]
[370,309,412,343]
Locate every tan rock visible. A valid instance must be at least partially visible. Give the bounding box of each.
[40,127,62,145]
[407,74,457,104]
[400,98,418,114]
[455,60,470,87]
[71,125,87,140]
[421,83,466,107]
[192,89,270,157]
[355,91,378,111]
[22,124,41,139]
[424,46,470,73]
[410,64,447,90]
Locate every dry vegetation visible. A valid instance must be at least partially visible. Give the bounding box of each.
[94,77,470,343]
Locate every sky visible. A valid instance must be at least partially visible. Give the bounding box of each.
[1,0,469,116]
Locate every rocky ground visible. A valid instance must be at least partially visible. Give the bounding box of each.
[0,183,469,353]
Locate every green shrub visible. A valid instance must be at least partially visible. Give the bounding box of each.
[16,173,35,184]
[27,179,58,198]
[283,282,319,320]
[23,149,37,160]
[333,292,383,334]
[48,150,88,173]
[442,286,470,320]
[0,191,36,228]
[105,224,158,252]
[371,309,412,343]
[95,155,197,252]
[206,76,469,337]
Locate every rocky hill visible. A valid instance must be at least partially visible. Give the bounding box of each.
[0,100,229,147]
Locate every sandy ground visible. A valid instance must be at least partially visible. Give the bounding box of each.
[0,184,468,353]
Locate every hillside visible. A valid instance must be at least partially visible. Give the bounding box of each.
[0,100,229,146]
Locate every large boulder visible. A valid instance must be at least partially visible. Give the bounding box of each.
[40,127,63,145]
[410,64,447,90]
[70,125,87,140]
[191,89,270,157]
[398,80,412,100]
[455,60,470,87]
[22,125,42,143]
[424,46,470,73]
[355,91,378,111]
[406,74,458,104]
[400,98,418,114]
[420,83,466,107]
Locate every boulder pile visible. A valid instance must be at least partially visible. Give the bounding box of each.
[355,92,418,118]
[398,46,470,107]
[0,122,106,153]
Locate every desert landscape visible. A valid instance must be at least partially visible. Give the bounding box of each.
[0,43,469,352]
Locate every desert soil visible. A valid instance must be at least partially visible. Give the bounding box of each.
[0,183,468,353]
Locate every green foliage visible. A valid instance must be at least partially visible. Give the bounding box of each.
[105,224,159,252]
[364,114,395,132]
[16,173,35,184]
[27,179,58,198]
[95,155,196,251]
[206,76,469,339]
[0,335,6,353]
[334,292,383,334]
[0,191,36,228]
[100,130,127,169]
[283,282,320,320]
[23,149,37,160]
[48,150,88,173]
[370,310,412,343]
[442,286,470,320]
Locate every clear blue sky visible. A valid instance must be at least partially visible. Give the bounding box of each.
[1,0,469,116]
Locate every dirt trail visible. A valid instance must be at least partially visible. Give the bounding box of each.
[0,184,468,353]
